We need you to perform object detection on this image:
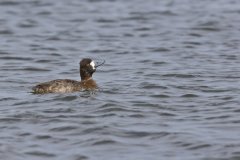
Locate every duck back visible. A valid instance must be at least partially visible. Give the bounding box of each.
[32,79,81,94]
[32,79,97,94]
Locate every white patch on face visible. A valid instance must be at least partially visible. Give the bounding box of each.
[90,61,95,69]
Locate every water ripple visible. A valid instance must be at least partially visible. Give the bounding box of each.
[24,151,56,158]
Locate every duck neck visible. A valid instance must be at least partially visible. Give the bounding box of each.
[80,69,92,81]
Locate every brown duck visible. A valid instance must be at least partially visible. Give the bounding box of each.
[32,58,104,94]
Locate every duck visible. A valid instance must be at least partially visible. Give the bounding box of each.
[32,58,104,94]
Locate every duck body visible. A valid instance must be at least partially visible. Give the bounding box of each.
[32,58,100,94]
[32,79,97,94]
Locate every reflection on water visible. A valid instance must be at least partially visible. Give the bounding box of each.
[0,0,240,159]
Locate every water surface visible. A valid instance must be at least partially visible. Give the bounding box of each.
[0,0,240,160]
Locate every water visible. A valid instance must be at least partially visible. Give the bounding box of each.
[0,0,240,159]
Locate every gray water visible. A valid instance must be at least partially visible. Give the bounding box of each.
[1,0,240,159]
